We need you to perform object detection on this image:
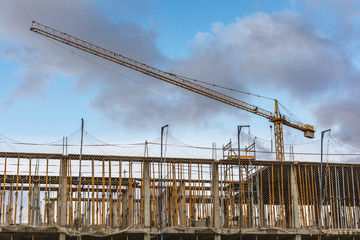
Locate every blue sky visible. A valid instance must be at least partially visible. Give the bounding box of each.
[1,0,360,155]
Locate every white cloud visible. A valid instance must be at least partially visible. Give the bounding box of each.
[1,0,360,147]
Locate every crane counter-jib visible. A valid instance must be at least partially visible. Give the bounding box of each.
[29,20,315,161]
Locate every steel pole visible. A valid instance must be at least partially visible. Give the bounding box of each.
[238,125,249,232]
[319,129,330,229]
[78,119,84,229]
[160,124,168,240]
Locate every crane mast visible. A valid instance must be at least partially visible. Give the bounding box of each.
[30,21,315,161]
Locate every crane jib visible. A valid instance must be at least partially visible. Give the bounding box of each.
[30,21,315,161]
[30,21,274,119]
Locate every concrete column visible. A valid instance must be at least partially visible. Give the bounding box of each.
[31,183,40,225]
[143,160,151,228]
[214,234,221,240]
[112,202,118,227]
[59,156,67,240]
[291,165,301,229]
[59,156,67,227]
[223,198,229,228]
[213,162,221,228]
[49,202,55,225]
[6,204,12,224]
[130,186,135,226]
[122,189,128,228]
[144,234,151,240]
[180,182,186,228]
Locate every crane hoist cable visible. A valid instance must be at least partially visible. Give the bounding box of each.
[29,21,315,161]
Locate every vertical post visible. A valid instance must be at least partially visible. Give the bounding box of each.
[121,188,128,228]
[238,125,249,229]
[213,162,221,240]
[213,162,220,228]
[129,186,135,226]
[28,157,31,225]
[180,180,186,228]
[270,125,273,153]
[77,118,84,228]
[143,159,151,228]
[291,165,300,229]
[160,125,168,240]
[109,158,113,226]
[20,182,23,224]
[59,155,67,240]
[320,129,330,229]
[32,183,40,226]
[112,201,117,227]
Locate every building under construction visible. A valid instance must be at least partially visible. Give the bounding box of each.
[0,141,360,240]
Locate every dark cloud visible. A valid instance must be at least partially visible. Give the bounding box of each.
[305,0,360,146]
[171,12,352,100]
[314,98,360,144]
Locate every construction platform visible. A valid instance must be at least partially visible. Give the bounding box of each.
[0,151,359,240]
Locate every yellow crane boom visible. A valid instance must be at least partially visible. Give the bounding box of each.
[30,21,315,161]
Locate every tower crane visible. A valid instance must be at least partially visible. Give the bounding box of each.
[30,21,315,161]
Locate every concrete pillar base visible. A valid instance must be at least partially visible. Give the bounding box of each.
[214,234,221,240]
[59,233,66,240]
[294,234,301,240]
